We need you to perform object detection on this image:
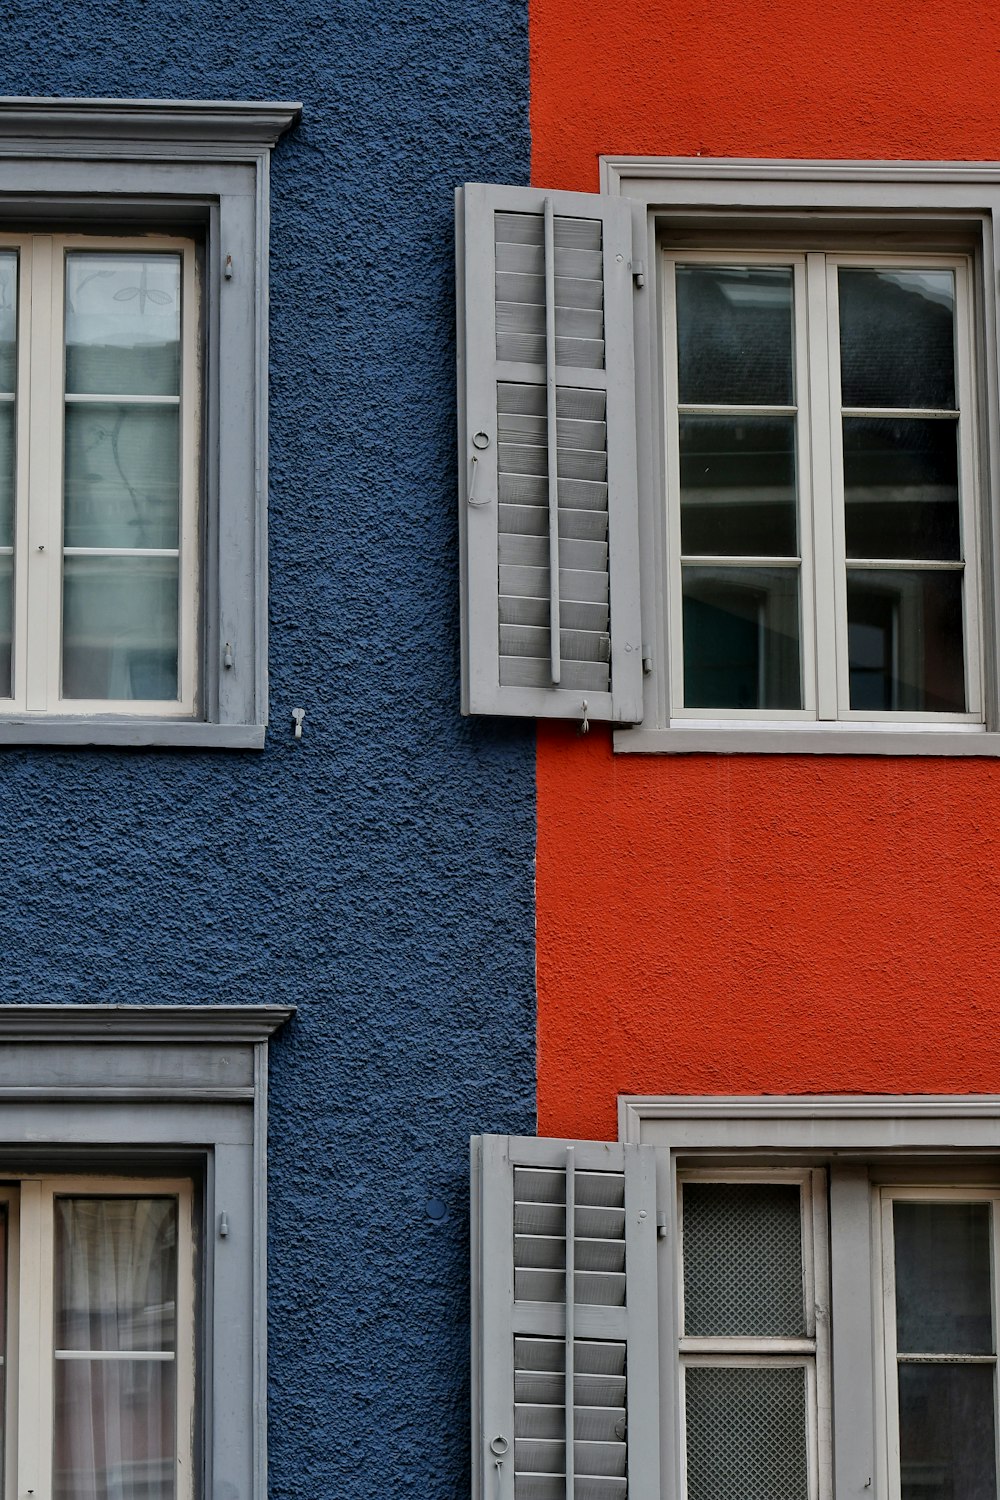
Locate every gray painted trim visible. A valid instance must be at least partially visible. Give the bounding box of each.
[0,1004,294,1042]
[613,726,1000,756]
[252,1042,268,1500]
[0,97,301,149]
[0,719,266,747]
[621,1094,1000,1127]
[598,157,1000,750]
[0,103,299,748]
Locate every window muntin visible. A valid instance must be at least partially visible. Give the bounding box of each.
[4,235,198,718]
[879,1188,1000,1500]
[677,1170,828,1500]
[664,250,981,725]
[0,1177,194,1500]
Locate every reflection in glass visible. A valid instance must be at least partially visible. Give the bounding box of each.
[847,571,965,713]
[64,405,180,549]
[683,566,801,710]
[0,1206,7,1494]
[65,255,181,397]
[676,266,794,407]
[62,556,179,701]
[898,1364,996,1500]
[686,1366,808,1500]
[843,418,959,561]
[894,1202,993,1355]
[680,416,797,557]
[0,251,17,394]
[53,1198,177,1500]
[839,269,956,411]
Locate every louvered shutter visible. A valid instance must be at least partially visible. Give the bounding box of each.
[472,1134,660,1500]
[457,185,644,724]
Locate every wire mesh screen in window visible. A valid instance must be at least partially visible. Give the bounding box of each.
[682,1182,805,1336]
[685,1365,809,1500]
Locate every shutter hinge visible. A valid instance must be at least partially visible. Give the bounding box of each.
[656,1211,668,1240]
[642,644,653,676]
[631,259,646,289]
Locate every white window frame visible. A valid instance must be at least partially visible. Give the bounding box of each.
[676,1167,831,1500]
[2,233,200,717]
[0,98,300,748]
[663,248,982,725]
[3,1174,196,1500]
[602,156,1000,754]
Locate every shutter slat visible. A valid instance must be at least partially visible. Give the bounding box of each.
[459,183,643,722]
[499,565,609,606]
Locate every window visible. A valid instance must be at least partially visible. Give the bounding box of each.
[0,1003,293,1500]
[1,237,198,715]
[473,1101,1000,1500]
[456,164,1000,753]
[1,1176,194,1500]
[665,253,980,724]
[0,98,300,747]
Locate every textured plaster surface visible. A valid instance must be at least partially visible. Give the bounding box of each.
[529,0,1000,189]
[531,0,1000,1141]
[0,7,534,1498]
[538,728,1000,1140]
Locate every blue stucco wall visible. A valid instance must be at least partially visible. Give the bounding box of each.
[0,4,534,1496]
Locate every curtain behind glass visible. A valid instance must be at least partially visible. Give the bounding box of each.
[53,1198,177,1500]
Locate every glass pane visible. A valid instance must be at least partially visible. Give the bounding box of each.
[843,417,960,561]
[683,565,801,710]
[64,404,179,550]
[676,265,794,407]
[839,268,956,411]
[55,1198,178,1352]
[847,570,965,713]
[0,402,15,551]
[65,254,181,397]
[686,1365,809,1500]
[683,1182,804,1337]
[898,1364,996,1500]
[0,252,18,393]
[62,556,179,702]
[680,415,798,557]
[0,553,11,699]
[894,1201,993,1355]
[0,1206,7,1495]
[54,1358,176,1500]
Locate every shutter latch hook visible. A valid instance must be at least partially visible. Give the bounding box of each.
[580,699,589,734]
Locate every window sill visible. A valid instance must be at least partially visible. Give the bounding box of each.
[613,721,1000,756]
[0,717,265,748]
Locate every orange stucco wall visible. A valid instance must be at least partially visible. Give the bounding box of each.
[531,0,1000,1140]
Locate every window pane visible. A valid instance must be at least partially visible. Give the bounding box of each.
[64,404,180,549]
[686,1365,809,1500]
[843,417,960,561]
[847,570,965,713]
[676,266,794,407]
[683,566,801,710]
[0,1206,8,1495]
[55,1198,178,1352]
[62,556,179,702]
[898,1364,996,1500]
[0,252,17,393]
[54,1358,175,1500]
[53,1200,178,1500]
[65,254,181,398]
[839,269,956,411]
[0,553,11,699]
[680,415,798,557]
[894,1201,993,1355]
[683,1182,805,1337]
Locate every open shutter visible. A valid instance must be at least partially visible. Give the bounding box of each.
[457,185,644,724]
[472,1134,660,1500]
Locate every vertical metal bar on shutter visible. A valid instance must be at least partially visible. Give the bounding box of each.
[565,1144,575,1498]
[543,198,561,686]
